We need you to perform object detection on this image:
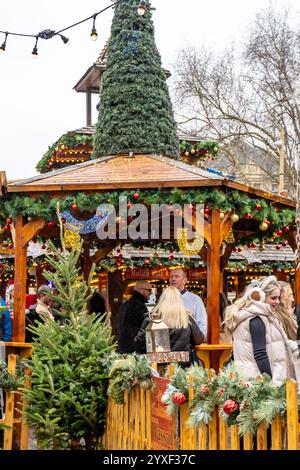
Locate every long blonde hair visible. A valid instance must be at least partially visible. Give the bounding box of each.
[152,286,190,329]
[274,281,297,340]
[223,276,280,334]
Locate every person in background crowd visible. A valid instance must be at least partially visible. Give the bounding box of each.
[0,296,12,342]
[224,276,297,385]
[86,290,106,315]
[117,280,152,354]
[35,285,54,321]
[275,281,297,340]
[169,268,207,339]
[135,286,204,366]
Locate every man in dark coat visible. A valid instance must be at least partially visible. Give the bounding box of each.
[117,280,152,354]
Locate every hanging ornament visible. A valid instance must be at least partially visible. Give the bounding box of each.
[255,204,262,210]
[6,217,12,225]
[127,202,132,209]
[133,192,139,200]
[47,221,55,228]
[70,203,78,210]
[223,399,239,416]
[224,228,235,244]
[220,212,225,220]
[244,213,253,220]
[259,221,268,231]
[230,213,239,223]
[284,226,290,232]
[176,228,204,256]
[171,392,187,405]
[144,259,150,265]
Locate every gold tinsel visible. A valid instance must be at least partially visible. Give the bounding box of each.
[63,225,81,250]
[176,228,204,256]
[224,228,235,244]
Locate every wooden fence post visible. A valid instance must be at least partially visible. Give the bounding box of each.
[286,379,299,450]
[3,354,17,450]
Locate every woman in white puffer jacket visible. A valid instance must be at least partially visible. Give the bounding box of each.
[223,276,297,385]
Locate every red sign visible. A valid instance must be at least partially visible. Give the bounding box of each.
[151,376,178,450]
[125,267,206,280]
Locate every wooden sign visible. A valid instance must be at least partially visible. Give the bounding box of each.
[151,376,178,450]
[147,351,189,363]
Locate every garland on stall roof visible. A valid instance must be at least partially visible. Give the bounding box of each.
[36,133,94,173]
[0,189,295,232]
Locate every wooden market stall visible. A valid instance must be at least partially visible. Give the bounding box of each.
[1,152,297,370]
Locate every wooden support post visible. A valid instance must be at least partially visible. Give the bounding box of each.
[295,267,300,306]
[206,209,221,345]
[13,216,27,343]
[13,215,45,342]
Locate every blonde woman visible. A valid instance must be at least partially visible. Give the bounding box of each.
[224,276,297,385]
[275,281,297,340]
[135,286,204,364]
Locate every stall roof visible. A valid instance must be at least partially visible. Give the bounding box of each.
[5,153,296,207]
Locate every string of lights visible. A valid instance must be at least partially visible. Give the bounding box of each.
[0,1,148,58]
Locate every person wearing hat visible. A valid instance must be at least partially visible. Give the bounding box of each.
[223,276,297,385]
[117,280,152,354]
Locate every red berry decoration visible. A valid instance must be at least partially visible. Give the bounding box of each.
[276,229,283,236]
[255,204,261,210]
[200,385,209,394]
[127,202,132,209]
[3,225,10,231]
[217,387,225,397]
[237,248,242,252]
[8,243,13,249]
[61,218,66,224]
[276,245,281,250]
[47,221,55,228]
[223,399,239,416]
[282,242,287,247]
[245,213,253,220]
[71,203,78,210]
[133,192,139,200]
[6,217,12,225]
[204,206,210,215]
[144,259,150,265]
[284,226,290,232]
[171,392,187,405]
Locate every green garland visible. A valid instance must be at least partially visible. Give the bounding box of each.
[161,363,297,436]
[0,189,295,232]
[36,133,94,174]
[107,353,153,405]
[180,139,219,159]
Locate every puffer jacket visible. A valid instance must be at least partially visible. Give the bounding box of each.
[233,301,295,385]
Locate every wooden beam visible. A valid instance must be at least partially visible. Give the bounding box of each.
[0,170,7,195]
[206,209,221,345]
[13,216,45,342]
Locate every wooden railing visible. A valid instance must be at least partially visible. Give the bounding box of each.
[102,379,300,451]
[1,356,299,451]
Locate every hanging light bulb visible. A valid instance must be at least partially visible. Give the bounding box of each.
[31,37,38,58]
[0,32,8,53]
[137,1,147,16]
[59,34,70,45]
[90,14,98,41]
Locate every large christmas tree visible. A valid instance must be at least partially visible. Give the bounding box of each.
[93,0,179,158]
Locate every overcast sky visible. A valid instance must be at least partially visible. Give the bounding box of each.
[0,0,298,181]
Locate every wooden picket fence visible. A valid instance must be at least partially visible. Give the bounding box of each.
[0,354,30,450]
[102,379,300,451]
[1,354,299,450]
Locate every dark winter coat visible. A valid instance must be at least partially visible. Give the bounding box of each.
[117,290,149,354]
